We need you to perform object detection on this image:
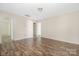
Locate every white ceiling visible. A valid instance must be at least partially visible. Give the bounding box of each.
[0,3,79,20]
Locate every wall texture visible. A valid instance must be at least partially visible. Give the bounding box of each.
[41,11,79,44]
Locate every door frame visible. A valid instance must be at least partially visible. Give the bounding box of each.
[10,16,14,40]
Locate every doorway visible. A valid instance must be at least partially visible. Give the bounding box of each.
[0,17,13,50]
[33,22,41,38]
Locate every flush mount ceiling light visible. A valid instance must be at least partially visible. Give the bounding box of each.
[37,8,43,12]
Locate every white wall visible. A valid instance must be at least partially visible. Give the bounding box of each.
[13,15,33,40]
[42,11,79,44]
[25,19,33,38]
[36,22,41,37]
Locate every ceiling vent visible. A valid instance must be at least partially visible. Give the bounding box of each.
[25,14,30,17]
[37,8,43,12]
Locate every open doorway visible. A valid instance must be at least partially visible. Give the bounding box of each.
[33,22,41,38]
[0,17,13,50]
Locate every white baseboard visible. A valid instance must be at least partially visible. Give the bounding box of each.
[42,36,79,45]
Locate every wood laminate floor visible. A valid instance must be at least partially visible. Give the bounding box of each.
[0,37,79,56]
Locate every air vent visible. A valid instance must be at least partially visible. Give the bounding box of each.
[37,8,43,12]
[25,14,30,17]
